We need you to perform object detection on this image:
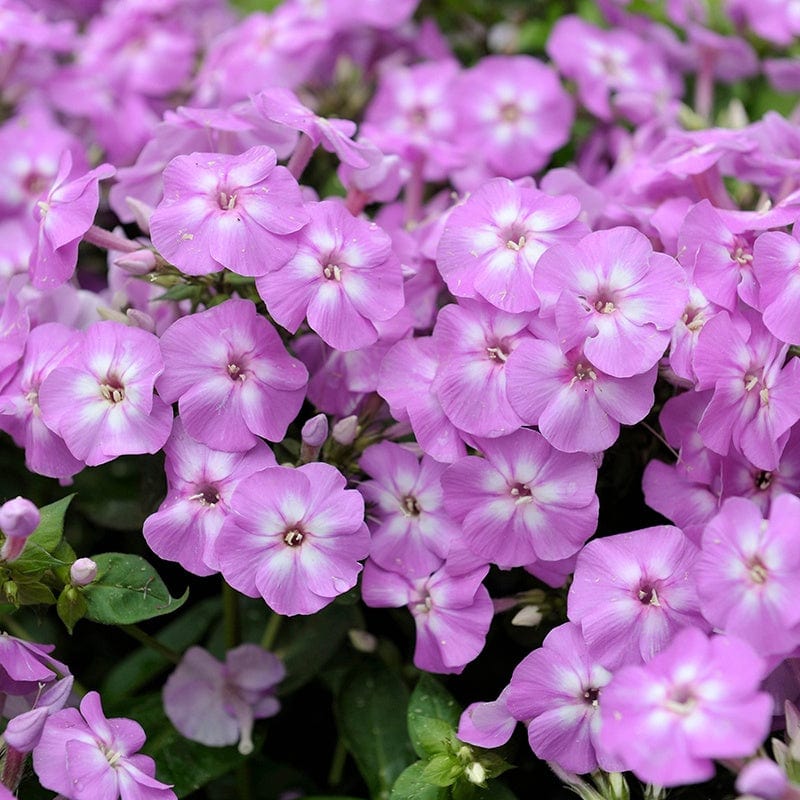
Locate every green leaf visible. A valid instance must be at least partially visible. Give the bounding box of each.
[23,494,75,553]
[83,553,187,625]
[156,283,203,302]
[57,586,88,633]
[422,754,462,787]
[335,659,416,800]
[102,598,221,703]
[14,581,55,605]
[389,762,448,800]
[407,675,461,758]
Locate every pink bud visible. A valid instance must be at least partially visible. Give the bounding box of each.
[302,414,328,448]
[331,415,359,446]
[736,758,789,800]
[70,558,97,586]
[0,497,39,540]
[114,249,156,276]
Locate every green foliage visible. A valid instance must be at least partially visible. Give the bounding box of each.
[82,553,188,625]
[57,585,88,633]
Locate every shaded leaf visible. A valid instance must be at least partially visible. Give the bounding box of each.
[390,762,448,800]
[407,675,461,759]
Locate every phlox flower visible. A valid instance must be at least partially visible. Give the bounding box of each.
[38,320,173,467]
[600,628,772,787]
[149,145,308,277]
[216,463,369,616]
[157,299,307,452]
[143,417,276,576]
[256,199,404,351]
[430,299,532,439]
[506,623,621,774]
[33,691,176,800]
[568,526,707,670]
[4,674,74,753]
[359,441,459,577]
[695,495,800,657]
[505,336,656,454]
[163,645,284,755]
[0,294,29,392]
[693,309,800,471]
[436,178,585,313]
[668,284,718,384]
[0,322,84,479]
[753,227,800,345]
[441,429,598,567]
[29,151,115,289]
[533,226,687,378]
[0,634,69,693]
[457,687,516,749]
[361,560,493,674]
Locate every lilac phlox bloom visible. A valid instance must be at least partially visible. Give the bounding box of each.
[361,560,493,674]
[436,178,586,313]
[359,441,459,577]
[506,623,621,774]
[599,628,772,787]
[163,644,284,755]
[216,463,370,616]
[452,56,574,182]
[157,299,307,451]
[457,687,516,749]
[668,284,718,384]
[0,496,39,561]
[149,145,308,277]
[33,691,176,800]
[727,0,800,46]
[256,199,404,351]
[253,89,371,169]
[430,300,533,438]
[568,525,707,670]
[0,322,84,479]
[753,227,800,345]
[143,417,277,576]
[4,674,74,752]
[693,309,800,471]
[534,226,687,378]
[441,429,598,567]
[0,290,29,392]
[377,336,466,463]
[736,758,791,800]
[38,321,173,467]
[505,335,656,454]
[0,634,69,695]
[695,495,800,658]
[30,151,115,289]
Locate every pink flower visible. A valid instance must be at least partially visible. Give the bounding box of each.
[157,299,307,451]
[216,463,370,616]
[143,417,277,576]
[441,429,599,567]
[506,623,621,774]
[149,145,308,277]
[568,526,707,669]
[38,321,173,467]
[695,495,800,657]
[457,687,516,749]
[30,152,115,289]
[256,199,404,351]
[163,645,284,755]
[33,691,176,800]
[436,178,585,313]
[600,629,772,786]
[534,226,687,378]
[753,228,800,345]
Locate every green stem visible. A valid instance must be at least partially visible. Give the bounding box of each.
[260,612,282,650]
[119,624,181,664]
[328,738,347,787]
[223,580,241,651]
[237,759,254,800]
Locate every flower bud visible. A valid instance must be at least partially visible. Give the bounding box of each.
[332,415,359,446]
[70,558,97,587]
[465,762,486,786]
[0,497,39,562]
[736,758,789,800]
[114,249,157,276]
[302,414,329,448]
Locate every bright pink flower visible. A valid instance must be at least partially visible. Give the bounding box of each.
[38,321,173,467]
[534,227,687,378]
[163,644,284,755]
[149,145,308,277]
[506,623,621,774]
[506,337,656,454]
[30,152,115,289]
[753,228,800,345]
[157,299,307,451]
[143,417,277,576]
[695,495,800,657]
[668,285,718,384]
[457,687,516,749]
[361,560,493,674]
[256,199,404,351]
[33,691,176,800]
[436,178,585,313]
[216,463,369,616]
[568,526,707,669]
[442,429,598,567]
[600,629,772,786]
[359,442,458,577]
